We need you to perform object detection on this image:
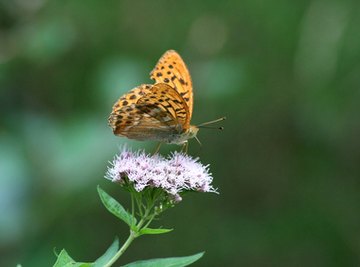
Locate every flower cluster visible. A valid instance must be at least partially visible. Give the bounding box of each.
[106,147,217,201]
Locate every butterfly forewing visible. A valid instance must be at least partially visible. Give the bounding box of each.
[137,83,190,130]
[150,50,193,119]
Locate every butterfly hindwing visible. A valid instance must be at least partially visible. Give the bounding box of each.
[108,83,189,141]
[108,84,153,135]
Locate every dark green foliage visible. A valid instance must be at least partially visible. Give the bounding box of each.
[1,0,360,266]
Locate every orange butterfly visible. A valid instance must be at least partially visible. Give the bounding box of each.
[108,50,223,147]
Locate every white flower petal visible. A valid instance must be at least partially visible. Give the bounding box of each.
[105,147,217,199]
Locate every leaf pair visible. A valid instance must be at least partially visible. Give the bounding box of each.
[54,241,204,267]
[53,239,120,267]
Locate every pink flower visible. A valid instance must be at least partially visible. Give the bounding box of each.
[105,147,217,201]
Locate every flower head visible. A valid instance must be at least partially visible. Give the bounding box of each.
[105,147,217,202]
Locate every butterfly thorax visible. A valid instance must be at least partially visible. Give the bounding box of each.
[168,125,199,145]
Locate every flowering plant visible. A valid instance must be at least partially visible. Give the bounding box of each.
[53,147,217,267]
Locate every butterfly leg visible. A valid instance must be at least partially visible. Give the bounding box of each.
[181,141,188,154]
[153,142,162,155]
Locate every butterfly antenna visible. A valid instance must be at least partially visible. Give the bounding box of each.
[198,126,224,130]
[197,117,226,127]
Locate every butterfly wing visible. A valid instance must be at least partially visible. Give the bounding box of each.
[137,83,190,130]
[108,84,158,139]
[108,83,189,142]
[150,50,193,119]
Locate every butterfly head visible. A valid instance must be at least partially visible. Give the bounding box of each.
[188,125,199,138]
[171,125,199,145]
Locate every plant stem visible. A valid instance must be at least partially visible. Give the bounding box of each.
[104,199,156,266]
[103,230,136,267]
[131,194,135,218]
[143,213,156,229]
[135,193,144,217]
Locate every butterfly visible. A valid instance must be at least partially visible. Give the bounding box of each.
[108,50,224,146]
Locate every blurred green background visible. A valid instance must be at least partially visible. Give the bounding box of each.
[1,0,360,266]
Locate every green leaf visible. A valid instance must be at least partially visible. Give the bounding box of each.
[53,249,74,266]
[122,252,205,267]
[138,228,173,236]
[97,186,136,227]
[93,238,119,267]
[53,249,92,267]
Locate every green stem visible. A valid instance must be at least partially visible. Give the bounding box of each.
[103,199,155,266]
[143,213,156,229]
[103,230,137,267]
[136,206,151,229]
[131,194,135,218]
[135,193,144,217]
